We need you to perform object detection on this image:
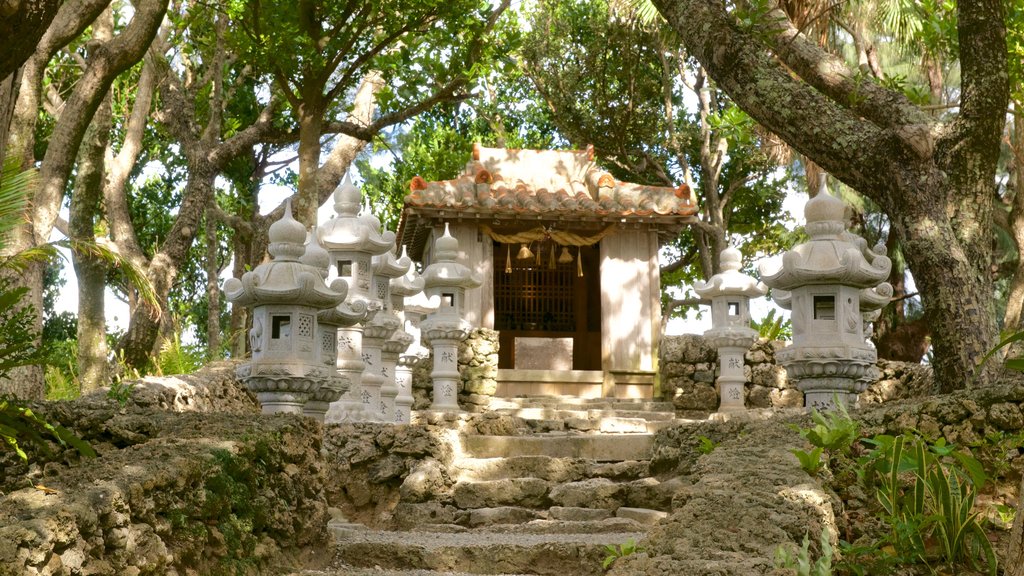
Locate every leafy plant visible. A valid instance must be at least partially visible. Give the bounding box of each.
[106,378,137,408]
[791,445,825,476]
[696,435,718,455]
[858,433,996,574]
[156,328,205,376]
[753,308,792,341]
[799,403,860,455]
[790,403,860,477]
[774,529,834,576]
[603,538,644,570]
[0,155,92,463]
[973,328,1024,383]
[0,397,96,461]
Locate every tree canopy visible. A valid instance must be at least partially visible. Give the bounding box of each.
[0,0,1021,398]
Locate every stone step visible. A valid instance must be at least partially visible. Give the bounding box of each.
[454,455,649,482]
[494,407,678,421]
[328,528,644,576]
[491,397,675,412]
[461,433,655,461]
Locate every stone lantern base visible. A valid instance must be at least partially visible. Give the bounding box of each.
[239,369,323,415]
[303,377,350,422]
[777,344,875,410]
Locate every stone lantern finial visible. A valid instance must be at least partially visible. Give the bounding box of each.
[759,188,892,409]
[334,172,361,217]
[268,200,307,261]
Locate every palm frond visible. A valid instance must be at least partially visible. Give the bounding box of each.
[0,155,35,248]
[55,238,161,318]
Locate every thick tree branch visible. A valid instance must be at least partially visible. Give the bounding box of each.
[652,0,900,204]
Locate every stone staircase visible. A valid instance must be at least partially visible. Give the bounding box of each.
[300,397,689,576]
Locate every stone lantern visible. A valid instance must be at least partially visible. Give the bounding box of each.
[420,224,482,411]
[693,247,766,412]
[224,202,347,414]
[759,189,891,409]
[361,248,409,421]
[383,248,422,424]
[318,174,394,422]
[300,228,371,422]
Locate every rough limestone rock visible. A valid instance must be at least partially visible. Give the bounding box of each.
[0,410,328,576]
[323,423,454,526]
[399,459,453,504]
[609,417,834,576]
[452,478,551,509]
[549,478,623,509]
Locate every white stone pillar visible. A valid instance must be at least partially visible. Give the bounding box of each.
[326,325,367,422]
[394,353,417,423]
[425,329,463,411]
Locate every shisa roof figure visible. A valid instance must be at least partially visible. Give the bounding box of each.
[224,201,346,310]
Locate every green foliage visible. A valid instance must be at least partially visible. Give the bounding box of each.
[0,398,96,462]
[602,538,644,570]
[44,363,80,401]
[106,379,137,408]
[791,445,825,477]
[774,529,834,576]
[857,433,996,574]
[790,403,860,477]
[800,404,860,455]
[753,308,792,341]
[156,329,205,376]
[974,328,1024,381]
[695,434,718,454]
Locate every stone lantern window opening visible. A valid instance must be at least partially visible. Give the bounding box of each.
[443,292,455,308]
[813,295,836,320]
[727,302,740,317]
[271,315,291,340]
[337,259,352,278]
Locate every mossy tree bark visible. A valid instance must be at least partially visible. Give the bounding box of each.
[653,0,1009,392]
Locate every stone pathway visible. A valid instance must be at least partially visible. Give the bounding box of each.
[294,397,685,576]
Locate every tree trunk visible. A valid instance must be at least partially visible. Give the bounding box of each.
[117,165,216,370]
[1007,476,1024,576]
[653,0,1007,393]
[1003,111,1024,334]
[294,100,326,227]
[204,212,221,358]
[70,10,113,392]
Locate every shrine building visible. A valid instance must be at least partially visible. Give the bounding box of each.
[396,144,698,398]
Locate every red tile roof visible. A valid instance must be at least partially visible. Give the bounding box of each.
[397,145,700,259]
[404,144,697,219]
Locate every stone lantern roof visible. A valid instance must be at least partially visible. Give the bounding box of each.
[224,202,345,309]
[759,190,891,289]
[391,248,425,299]
[693,246,767,300]
[421,224,483,292]
[319,173,396,255]
[374,248,411,282]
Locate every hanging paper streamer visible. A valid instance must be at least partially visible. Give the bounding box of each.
[535,242,542,265]
[548,244,556,269]
[577,246,583,277]
[505,244,512,273]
